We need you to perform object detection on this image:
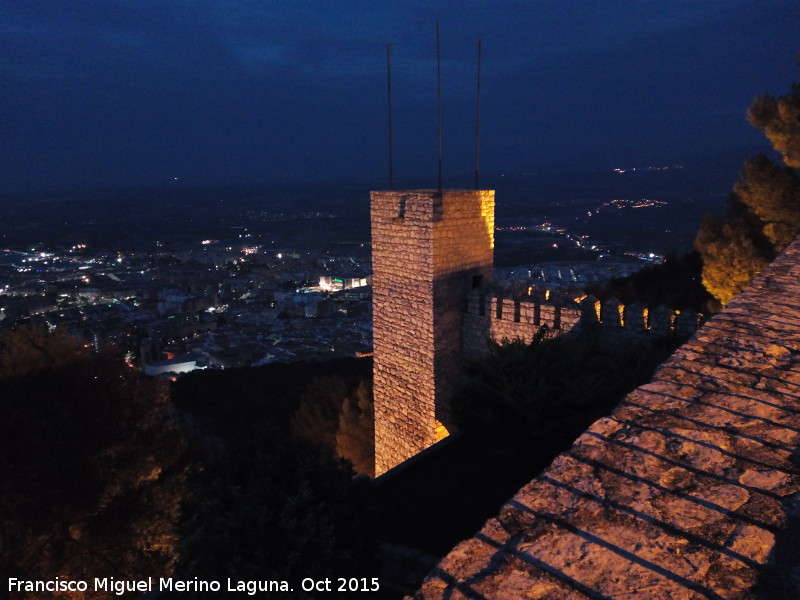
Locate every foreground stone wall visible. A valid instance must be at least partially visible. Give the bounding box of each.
[412,239,800,599]
[372,190,493,476]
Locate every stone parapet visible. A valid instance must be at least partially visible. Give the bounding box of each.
[412,238,800,599]
[463,289,702,356]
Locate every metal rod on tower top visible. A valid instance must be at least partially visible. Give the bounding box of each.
[387,42,393,190]
[436,22,443,192]
[475,38,482,190]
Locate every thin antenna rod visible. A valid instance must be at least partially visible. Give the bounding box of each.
[436,21,443,191]
[386,42,394,190]
[475,38,482,190]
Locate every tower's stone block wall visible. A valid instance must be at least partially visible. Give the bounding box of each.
[412,238,800,600]
[372,190,494,476]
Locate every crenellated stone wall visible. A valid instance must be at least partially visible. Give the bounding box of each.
[371,190,494,476]
[463,288,703,356]
[411,238,800,600]
[462,290,580,352]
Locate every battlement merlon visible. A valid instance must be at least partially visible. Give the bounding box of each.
[370,189,495,279]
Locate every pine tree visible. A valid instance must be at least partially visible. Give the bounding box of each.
[695,211,771,306]
[748,77,800,168]
[734,154,800,248]
[696,66,800,305]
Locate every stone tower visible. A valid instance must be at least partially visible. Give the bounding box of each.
[371,189,494,475]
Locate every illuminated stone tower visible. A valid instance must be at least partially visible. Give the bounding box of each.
[371,189,494,475]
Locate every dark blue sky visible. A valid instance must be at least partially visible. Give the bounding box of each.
[2,1,799,192]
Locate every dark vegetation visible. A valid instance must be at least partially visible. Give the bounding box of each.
[171,356,376,476]
[171,357,371,445]
[290,377,375,477]
[175,426,379,600]
[0,328,380,599]
[0,326,188,599]
[169,357,380,596]
[588,250,712,313]
[451,330,680,443]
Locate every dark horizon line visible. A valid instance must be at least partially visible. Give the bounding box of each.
[0,144,778,199]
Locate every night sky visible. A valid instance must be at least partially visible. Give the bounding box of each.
[3,1,800,193]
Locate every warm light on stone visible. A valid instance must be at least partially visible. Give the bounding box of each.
[372,190,494,476]
[434,420,449,442]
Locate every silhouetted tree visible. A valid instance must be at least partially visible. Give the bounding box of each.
[175,427,377,599]
[336,382,375,477]
[0,324,85,378]
[0,326,188,599]
[170,357,372,446]
[290,375,348,449]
